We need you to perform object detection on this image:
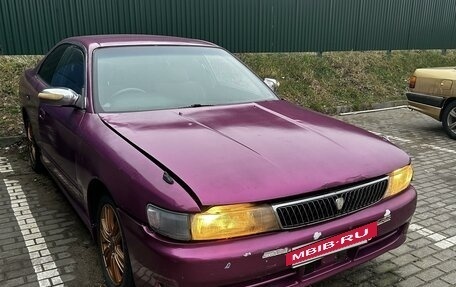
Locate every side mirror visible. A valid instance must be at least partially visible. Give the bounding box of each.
[38,88,84,109]
[264,78,280,92]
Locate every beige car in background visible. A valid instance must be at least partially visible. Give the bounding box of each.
[407,67,456,139]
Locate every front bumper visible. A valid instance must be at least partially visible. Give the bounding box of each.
[119,186,417,287]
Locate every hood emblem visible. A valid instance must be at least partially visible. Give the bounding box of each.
[335,197,345,211]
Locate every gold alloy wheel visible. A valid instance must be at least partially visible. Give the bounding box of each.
[26,124,36,165]
[100,204,125,286]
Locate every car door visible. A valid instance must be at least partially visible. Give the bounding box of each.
[36,44,86,203]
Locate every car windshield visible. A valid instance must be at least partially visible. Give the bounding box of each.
[93,46,278,112]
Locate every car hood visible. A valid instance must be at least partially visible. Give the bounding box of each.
[415,67,456,79]
[99,100,410,206]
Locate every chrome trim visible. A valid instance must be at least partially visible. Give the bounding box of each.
[271,176,389,229]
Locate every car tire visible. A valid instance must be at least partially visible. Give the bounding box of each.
[96,196,134,287]
[25,119,44,172]
[442,101,456,140]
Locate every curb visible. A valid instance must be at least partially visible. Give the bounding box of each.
[336,100,407,115]
[339,105,408,116]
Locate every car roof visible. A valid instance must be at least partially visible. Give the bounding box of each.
[64,34,218,49]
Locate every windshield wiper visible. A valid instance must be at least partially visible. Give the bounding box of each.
[181,104,214,108]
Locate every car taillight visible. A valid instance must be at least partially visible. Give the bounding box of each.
[409,76,417,89]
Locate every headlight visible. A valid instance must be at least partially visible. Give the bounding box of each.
[191,204,279,240]
[147,203,279,241]
[146,205,191,241]
[384,165,413,198]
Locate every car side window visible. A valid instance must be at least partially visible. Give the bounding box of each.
[50,46,85,95]
[37,44,70,84]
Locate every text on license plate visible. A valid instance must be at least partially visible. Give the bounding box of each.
[286,222,378,266]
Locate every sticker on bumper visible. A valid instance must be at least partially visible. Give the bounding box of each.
[286,222,377,266]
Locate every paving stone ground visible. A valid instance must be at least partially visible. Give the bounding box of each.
[315,108,456,287]
[0,108,455,286]
[0,150,104,286]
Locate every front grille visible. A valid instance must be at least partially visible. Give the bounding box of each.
[272,177,388,229]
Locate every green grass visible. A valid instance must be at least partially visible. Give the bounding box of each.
[239,50,456,112]
[0,55,41,137]
[1,51,456,137]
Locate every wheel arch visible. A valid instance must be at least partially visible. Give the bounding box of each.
[22,107,30,130]
[440,97,456,121]
[22,107,28,122]
[87,178,113,238]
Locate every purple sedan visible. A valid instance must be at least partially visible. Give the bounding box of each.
[19,35,416,287]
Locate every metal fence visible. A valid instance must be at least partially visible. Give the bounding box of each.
[1,0,456,55]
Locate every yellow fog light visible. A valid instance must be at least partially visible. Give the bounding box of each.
[191,204,279,240]
[384,165,413,198]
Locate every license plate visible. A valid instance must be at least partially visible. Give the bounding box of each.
[286,222,377,267]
